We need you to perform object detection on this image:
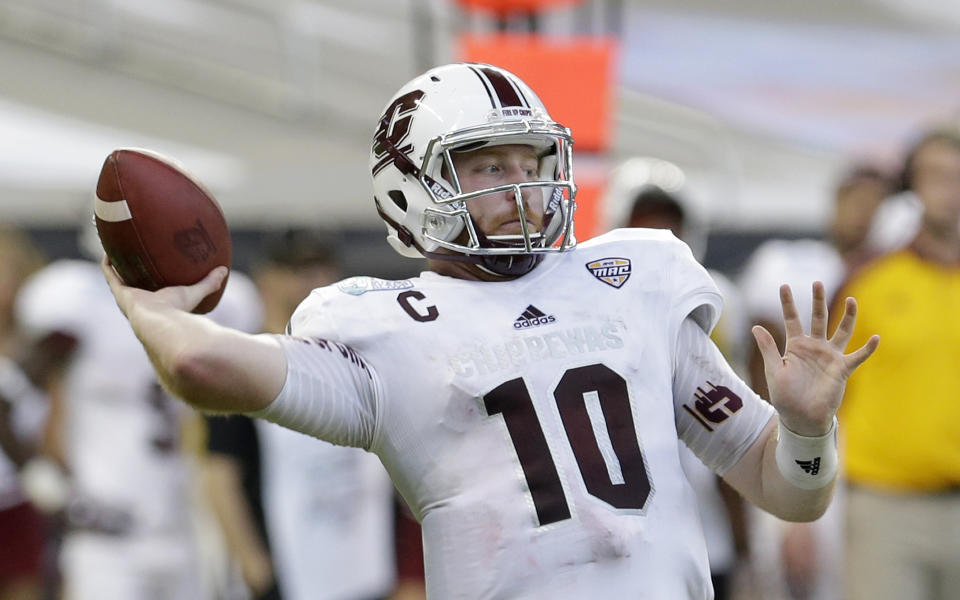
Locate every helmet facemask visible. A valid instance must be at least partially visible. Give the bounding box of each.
[414,119,577,276]
[371,63,579,277]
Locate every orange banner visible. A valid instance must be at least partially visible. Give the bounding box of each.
[458,33,617,152]
[455,0,585,15]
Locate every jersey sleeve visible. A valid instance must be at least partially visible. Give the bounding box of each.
[589,228,723,334]
[667,240,723,336]
[247,334,381,451]
[673,317,774,475]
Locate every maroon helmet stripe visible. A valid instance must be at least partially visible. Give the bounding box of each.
[468,65,498,108]
[479,67,525,107]
[505,73,530,108]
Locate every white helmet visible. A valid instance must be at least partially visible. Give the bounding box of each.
[602,156,708,261]
[370,63,577,276]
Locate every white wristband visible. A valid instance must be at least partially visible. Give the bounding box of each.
[775,417,839,490]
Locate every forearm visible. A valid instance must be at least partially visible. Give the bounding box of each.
[202,456,275,593]
[725,418,836,522]
[126,301,285,413]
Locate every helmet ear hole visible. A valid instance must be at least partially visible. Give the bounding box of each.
[388,190,408,212]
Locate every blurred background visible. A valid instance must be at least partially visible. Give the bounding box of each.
[1,0,957,278]
[2,3,959,600]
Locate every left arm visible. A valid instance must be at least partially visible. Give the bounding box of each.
[723,282,878,521]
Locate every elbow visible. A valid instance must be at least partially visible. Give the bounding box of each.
[166,344,225,410]
[153,328,282,414]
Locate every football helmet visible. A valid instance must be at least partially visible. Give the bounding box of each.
[370,63,577,276]
[602,156,708,261]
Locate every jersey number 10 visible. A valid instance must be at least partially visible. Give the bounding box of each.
[483,363,651,526]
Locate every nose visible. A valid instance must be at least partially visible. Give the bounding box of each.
[509,182,537,214]
[503,164,537,202]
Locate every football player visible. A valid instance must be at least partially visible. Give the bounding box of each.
[101,63,878,599]
[0,226,50,600]
[16,240,262,600]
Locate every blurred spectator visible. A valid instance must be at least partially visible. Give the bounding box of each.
[245,229,397,600]
[14,222,262,600]
[0,227,50,600]
[203,408,278,600]
[741,164,891,398]
[201,235,296,600]
[605,159,750,600]
[829,166,893,269]
[866,141,960,256]
[0,228,45,356]
[836,126,960,600]
[0,351,53,600]
[738,164,891,600]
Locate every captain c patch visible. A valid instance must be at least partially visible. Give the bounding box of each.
[586,257,632,289]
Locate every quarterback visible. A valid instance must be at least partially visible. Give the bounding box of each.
[102,63,878,599]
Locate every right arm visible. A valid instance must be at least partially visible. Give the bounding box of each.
[101,258,285,413]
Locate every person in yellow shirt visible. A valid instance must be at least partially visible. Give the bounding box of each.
[836,126,960,600]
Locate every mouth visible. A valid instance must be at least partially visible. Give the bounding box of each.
[496,219,541,235]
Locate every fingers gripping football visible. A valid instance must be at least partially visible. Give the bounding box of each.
[751,282,880,437]
[102,256,229,318]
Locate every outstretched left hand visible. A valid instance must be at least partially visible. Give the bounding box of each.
[751,281,880,437]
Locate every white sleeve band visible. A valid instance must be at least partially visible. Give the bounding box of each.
[774,417,839,490]
[247,335,381,450]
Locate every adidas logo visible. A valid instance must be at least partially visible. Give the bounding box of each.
[795,457,821,476]
[513,305,556,329]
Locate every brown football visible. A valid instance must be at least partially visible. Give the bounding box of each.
[94,148,231,314]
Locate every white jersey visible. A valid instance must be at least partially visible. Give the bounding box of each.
[258,229,773,599]
[15,260,262,540]
[678,445,736,574]
[0,357,48,509]
[258,420,395,600]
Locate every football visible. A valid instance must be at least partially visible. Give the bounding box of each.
[94,148,231,314]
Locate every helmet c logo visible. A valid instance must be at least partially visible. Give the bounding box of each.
[372,89,425,177]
